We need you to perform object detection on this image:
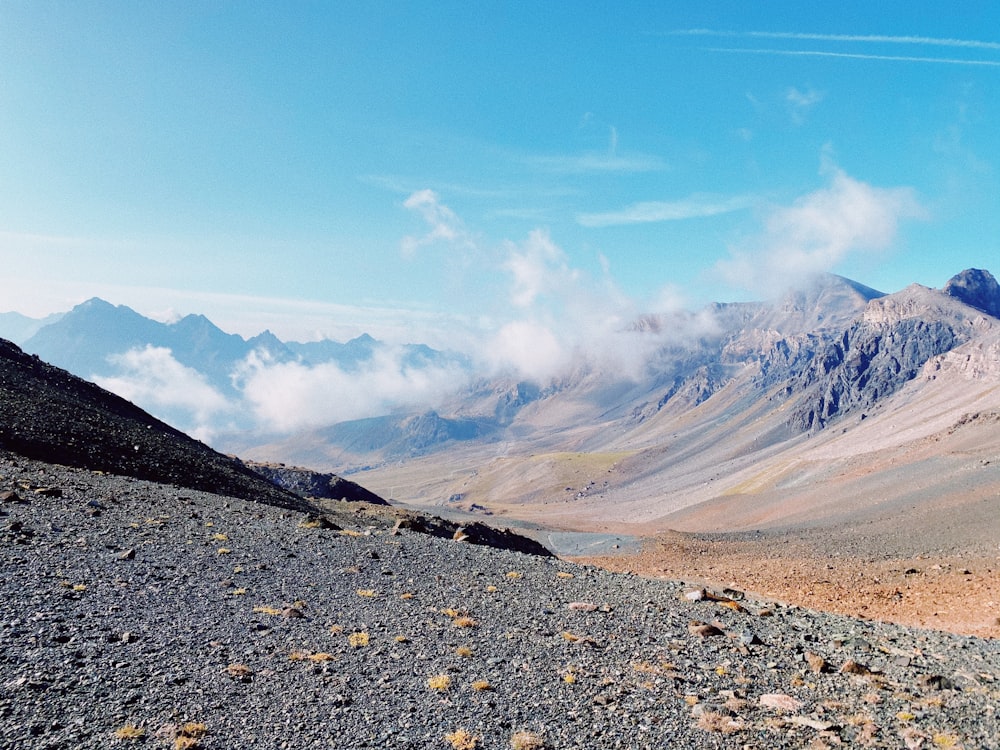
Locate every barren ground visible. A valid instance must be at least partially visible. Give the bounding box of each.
[575,532,1000,640]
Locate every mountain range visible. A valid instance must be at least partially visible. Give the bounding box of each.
[4,269,1000,540]
[4,297,467,438]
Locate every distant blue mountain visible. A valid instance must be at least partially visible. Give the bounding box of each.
[18,298,468,432]
[21,298,294,396]
[0,310,65,346]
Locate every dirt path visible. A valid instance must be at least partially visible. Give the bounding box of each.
[575,532,1000,639]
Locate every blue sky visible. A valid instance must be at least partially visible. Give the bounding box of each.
[2,1,999,354]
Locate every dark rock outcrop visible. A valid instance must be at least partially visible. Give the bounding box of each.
[247,462,389,505]
[789,317,960,431]
[390,512,553,557]
[944,268,1000,318]
[784,278,997,432]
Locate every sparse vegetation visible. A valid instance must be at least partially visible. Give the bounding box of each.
[347,631,370,648]
[356,588,377,597]
[114,724,146,740]
[445,728,479,749]
[471,679,491,691]
[510,730,545,750]
[173,722,207,749]
[224,663,253,680]
[453,616,478,628]
[427,674,452,691]
[252,605,283,616]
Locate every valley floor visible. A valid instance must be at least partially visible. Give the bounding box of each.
[575,532,1000,640]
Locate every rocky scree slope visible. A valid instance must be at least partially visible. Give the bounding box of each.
[1,454,999,750]
[0,338,311,513]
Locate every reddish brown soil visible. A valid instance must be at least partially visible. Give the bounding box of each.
[576,532,1000,640]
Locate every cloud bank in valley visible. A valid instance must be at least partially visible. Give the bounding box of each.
[233,347,470,432]
[94,346,235,443]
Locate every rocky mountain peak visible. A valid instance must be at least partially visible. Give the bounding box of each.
[944,268,1000,318]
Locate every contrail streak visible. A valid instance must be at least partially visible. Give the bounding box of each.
[708,47,1000,67]
[674,29,1000,51]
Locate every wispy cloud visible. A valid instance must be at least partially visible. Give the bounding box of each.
[577,194,755,227]
[786,86,824,125]
[715,162,925,298]
[669,29,1000,66]
[527,151,666,174]
[400,189,476,258]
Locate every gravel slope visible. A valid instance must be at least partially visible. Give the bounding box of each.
[3,454,999,750]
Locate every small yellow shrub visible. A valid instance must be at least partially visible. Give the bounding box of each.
[427,674,452,691]
[114,724,146,740]
[445,728,479,750]
[348,631,370,648]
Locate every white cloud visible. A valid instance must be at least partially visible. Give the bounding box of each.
[716,165,924,298]
[486,320,572,384]
[786,86,824,125]
[503,229,579,308]
[400,188,474,257]
[94,346,234,442]
[479,229,680,384]
[577,194,755,227]
[234,347,470,432]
